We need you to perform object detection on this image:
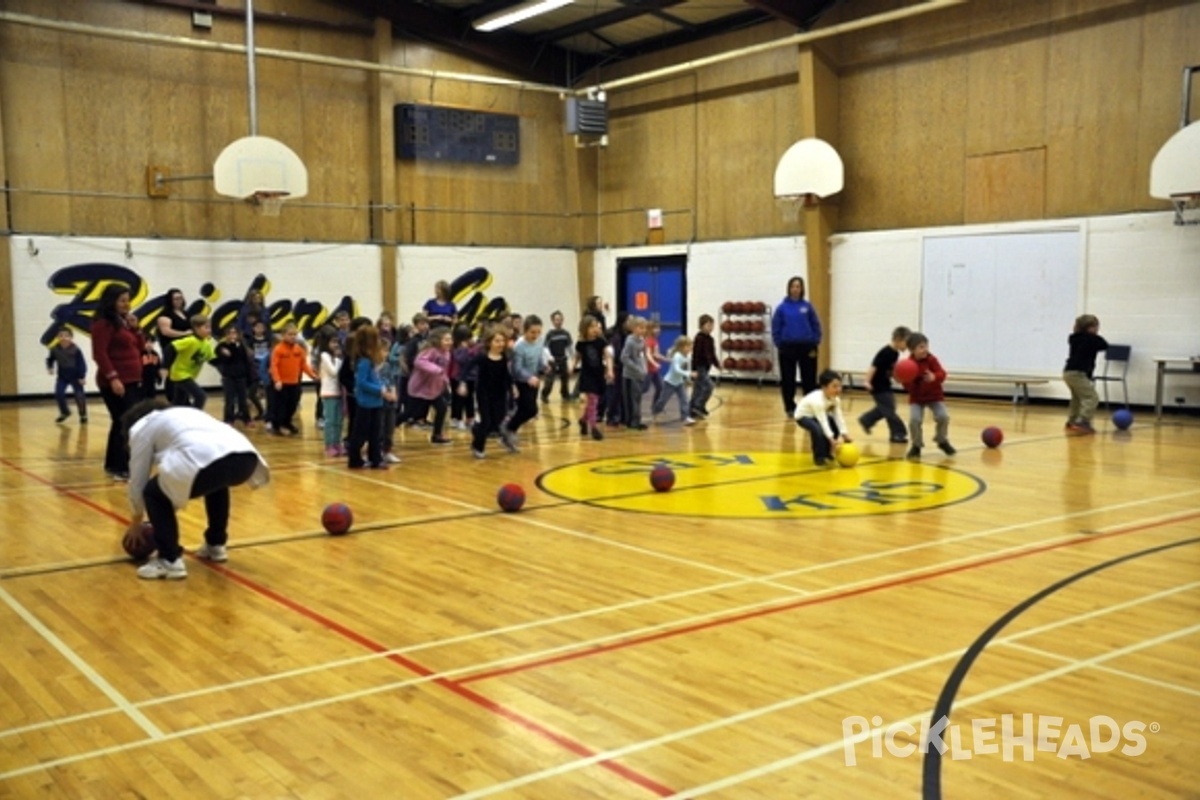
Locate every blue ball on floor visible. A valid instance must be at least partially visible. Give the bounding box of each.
[1112,408,1133,431]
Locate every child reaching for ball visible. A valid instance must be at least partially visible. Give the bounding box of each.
[1062,314,1108,434]
[794,369,851,467]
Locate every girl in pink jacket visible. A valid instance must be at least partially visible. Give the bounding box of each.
[407,326,454,445]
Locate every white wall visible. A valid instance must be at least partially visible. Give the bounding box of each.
[596,212,1200,408]
[830,213,1200,406]
[396,245,579,331]
[12,237,380,395]
[12,215,1198,406]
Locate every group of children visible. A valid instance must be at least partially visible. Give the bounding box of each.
[792,326,956,466]
[46,298,1114,471]
[794,314,1111,465]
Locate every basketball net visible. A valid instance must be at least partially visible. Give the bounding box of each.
[250,190,288,217]
[1172,193,1200,226]
[776,194,818,224]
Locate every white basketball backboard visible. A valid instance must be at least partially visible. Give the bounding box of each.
[1150,119,1200,199]
[214,135,308,200]
[774,138,844,199]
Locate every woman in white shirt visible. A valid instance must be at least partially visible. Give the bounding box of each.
[121,399,270,580]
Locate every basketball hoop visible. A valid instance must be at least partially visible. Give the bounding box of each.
[776,193,818,223]
[250,190,288,217]
[1171,193,1200,226]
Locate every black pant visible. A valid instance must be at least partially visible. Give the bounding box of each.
[506,383,539,433]
[173,378,206,409]
[425,393,449,437]
[472,390,508,452]
[541,358,571,400]
[860,389,907,439]
[273,384,301,430]
[99,381,143,474]
[223,377,250,423]
[144,451,260,561]
[348,405,383,467]
[778,341,819,414]
[451,379,475,421]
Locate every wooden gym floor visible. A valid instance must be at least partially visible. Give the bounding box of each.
[1,385,1197,798]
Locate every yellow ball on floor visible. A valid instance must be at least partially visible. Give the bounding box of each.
[835,442,860,467]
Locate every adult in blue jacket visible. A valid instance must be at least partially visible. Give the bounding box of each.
[771,275,823,416]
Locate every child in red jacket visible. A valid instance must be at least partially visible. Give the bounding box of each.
[898,332,955,460]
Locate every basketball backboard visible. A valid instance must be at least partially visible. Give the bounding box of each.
[774,138,844,200]
[214,135,308,202]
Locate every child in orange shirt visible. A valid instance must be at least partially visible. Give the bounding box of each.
[269,322,317,435]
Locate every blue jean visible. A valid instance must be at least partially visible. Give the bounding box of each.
[55,378,87,417]
[652,381,689,420]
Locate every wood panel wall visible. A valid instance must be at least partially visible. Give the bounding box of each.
[1,0,1198,246]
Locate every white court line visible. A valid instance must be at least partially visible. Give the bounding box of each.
[5,499,1195,745]
[450,580,1200,799]
[0,585,164,741]
[1003,641,1200,698]
[3,530,1196,783]
[667,621,1200,799]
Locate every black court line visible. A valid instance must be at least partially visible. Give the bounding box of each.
[921,535,1200,800]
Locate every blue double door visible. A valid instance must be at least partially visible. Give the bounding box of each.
[618,255,687,355]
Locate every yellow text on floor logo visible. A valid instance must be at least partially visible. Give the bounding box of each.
[537,452,984,519]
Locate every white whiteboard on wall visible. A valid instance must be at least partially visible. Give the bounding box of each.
[921,229,1080,375]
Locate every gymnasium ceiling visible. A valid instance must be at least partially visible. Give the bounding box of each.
[340,0,844,86]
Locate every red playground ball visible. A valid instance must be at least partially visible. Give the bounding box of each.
[981,426,1004,448]
[122,522,156,560]
[893,358,920,385]
[650,465,676,492]
[322,502,354,535]
[497,483,526,513]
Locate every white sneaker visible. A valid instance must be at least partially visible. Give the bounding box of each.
[137,557,187,580]
[194,543,228,562]
[500,428,520,454]
[384,452,402,464]
[471,448,486,459]
[684,417,696,425]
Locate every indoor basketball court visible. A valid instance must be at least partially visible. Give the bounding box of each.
[2,388,1197,798]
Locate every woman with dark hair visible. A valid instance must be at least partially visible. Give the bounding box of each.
[91,284,148,480]
[155,288,191,401]
[422,280,458,328]
[239,287,267,337]
[771,275,823,417]
[584,295,608,335]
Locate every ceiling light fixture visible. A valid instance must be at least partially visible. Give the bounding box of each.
[473,0,573,33]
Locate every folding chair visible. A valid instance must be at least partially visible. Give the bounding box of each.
[1095,344,1131,408]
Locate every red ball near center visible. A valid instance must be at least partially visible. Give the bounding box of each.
[650,465,676,492]
[322,502,354,535]
[497,483,526,512]
[893,358,920,385]
[981,426,1004,448]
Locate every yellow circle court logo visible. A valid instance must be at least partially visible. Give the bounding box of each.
[537,451,985,519]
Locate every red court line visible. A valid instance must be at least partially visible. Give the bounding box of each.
[207,562,676,797]
[459,511,1200,685]
[0,457,128,524]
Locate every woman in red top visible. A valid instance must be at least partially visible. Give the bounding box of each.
[91,284,148,480]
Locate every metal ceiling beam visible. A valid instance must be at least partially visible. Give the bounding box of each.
[350,0,576,85]
[539,0,687,43]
